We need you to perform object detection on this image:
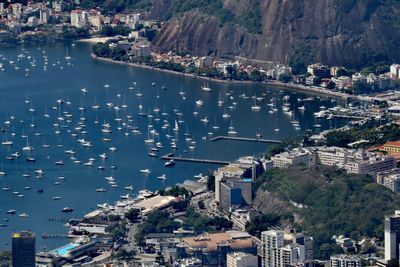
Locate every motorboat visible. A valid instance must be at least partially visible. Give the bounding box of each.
[165,160,175,167]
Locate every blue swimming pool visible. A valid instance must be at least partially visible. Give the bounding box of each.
[50,243,79,256]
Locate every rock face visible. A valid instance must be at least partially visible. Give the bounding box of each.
[252,190,291,215]
[151,0,400,68]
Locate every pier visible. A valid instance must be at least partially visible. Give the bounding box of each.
[161,155,229,165]
[41,233,67,239]
[209,136,282,144]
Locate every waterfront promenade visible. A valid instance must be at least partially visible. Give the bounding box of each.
[91,54,363,100]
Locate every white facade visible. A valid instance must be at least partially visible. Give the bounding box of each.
[227,252,258,267]
[279,244,305,267]
[385,210,400,260]
[271,148,311,168]
[261,230,284,267]
[330,255,361,267]
[344,153,396,175]
[39,9,48,24]
[390,64,400,79]
[71,10,87,28]
[331,76,351,89]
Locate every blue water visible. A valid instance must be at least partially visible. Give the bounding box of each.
[50,242,79,256]
[0,43,342,250]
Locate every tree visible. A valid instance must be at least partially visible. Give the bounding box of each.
[172,200,189,212]
[125,209,141,223]
[336,69,349,77]
[326,81,336,90]
[250,70,263,81]
[313,76,322,86]
[278,74,292,83]
[245,214,281,237]
[207,175,215,191]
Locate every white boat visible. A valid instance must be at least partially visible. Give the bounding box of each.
[96,188,106,192]
[251,98,261,111]
[157,174,167,180]
[201,117,209,123]
[35,169,45,175]
[196,100,204,106]
[173,120,179,132]
[62,207,73,212]
[194,173,203,179]
[201,82,212,92]
[19,213,29,218]
[53,196,62,200]
[124,185,134,191]
[120,194,130,199]
[165,160,175,167]
[140,169,151,174]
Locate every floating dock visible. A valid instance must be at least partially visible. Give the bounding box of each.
[209,136,282,144]
[161,155,229,165]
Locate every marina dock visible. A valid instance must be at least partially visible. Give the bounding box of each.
[161,155,229,165]
[209,136,282,144]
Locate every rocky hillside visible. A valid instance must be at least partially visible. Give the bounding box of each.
[148,0,400,69]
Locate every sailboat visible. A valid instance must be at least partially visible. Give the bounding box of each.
[173,120,179,132]
[228,120,238,135]
[1,128,13,146]
[65,46,71,60]
[201,82,212,92]
[22,136,33,151]
[251,97,261,111]
[218,92,224,107]
[144,126,155,144]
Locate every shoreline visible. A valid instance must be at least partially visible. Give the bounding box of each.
[91,54,352,100]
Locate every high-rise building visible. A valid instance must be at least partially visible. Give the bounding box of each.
[330,254,361,267]
[12,231,36,267]
[227,252,258,267]
[385,210,400,261]
[279,243,305,267]
[261,230,284,267]
[219,178,253,210]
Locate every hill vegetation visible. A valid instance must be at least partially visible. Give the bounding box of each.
[253,166,400,259]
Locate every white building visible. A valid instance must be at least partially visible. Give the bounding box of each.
[214,165,246,203]
[88,10,102,30]
[344,151,396,175]
[53,0,65,12]
[261,230,284,267]
[267,64,292,79]
[331,76,352,89]
[377,169,400,193]
[71,10,87,28]
[279,244,305,267]
[39,9,49,24]
[271,148,311,168]
[385,210,400,261]
[27,16,39,27]
[330,254,361,267]
[352,73,367,85]
[390,64,400,79]
[227,252,258,267]
[313,147,348,168]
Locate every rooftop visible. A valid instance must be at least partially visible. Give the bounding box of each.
[180,231,254,253]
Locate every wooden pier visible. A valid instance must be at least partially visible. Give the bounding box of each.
[161,155,229,165]
[209,136,282,144]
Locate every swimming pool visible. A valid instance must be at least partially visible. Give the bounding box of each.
[50,243,79,257]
